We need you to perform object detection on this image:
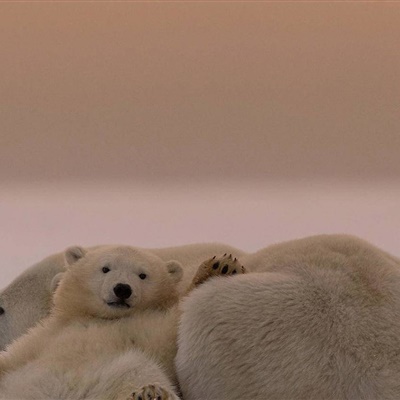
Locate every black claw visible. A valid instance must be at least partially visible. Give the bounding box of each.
[221,265,229,274]
[223,253,227,256]
[234,257,237,261]
[232,269,237,274]
[212,262,220,269]
[212,256,216,259]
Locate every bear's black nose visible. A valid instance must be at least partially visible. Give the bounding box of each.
[113,283,132,300]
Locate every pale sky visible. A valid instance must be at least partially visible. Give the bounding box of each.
[1,2,399,287]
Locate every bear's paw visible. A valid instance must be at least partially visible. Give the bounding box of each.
[192,253,246,287]
[128,384,179,400]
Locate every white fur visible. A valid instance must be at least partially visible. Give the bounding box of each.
[0,245,189,399]
[176,235,400,400]
[0,243,244,351]
[0,254,65,352]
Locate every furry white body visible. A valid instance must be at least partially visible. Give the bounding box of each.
[0,310,179,399]
[0,246,186,399]
[0,243,243,351]
[0,254,65,351]
[177,235,400,400]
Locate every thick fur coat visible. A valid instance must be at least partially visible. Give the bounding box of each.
[0,243,243,351]
[176,235,400,400]
[0,246,186,399]
[0,254,65,352]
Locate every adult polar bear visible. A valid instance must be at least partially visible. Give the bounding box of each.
[0,243,244,351]
[177,235,400,400]
[0,253,66,352]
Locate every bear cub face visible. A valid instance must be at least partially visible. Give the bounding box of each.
[54,246,183,319]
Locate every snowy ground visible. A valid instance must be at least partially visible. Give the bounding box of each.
[1,180,399,288]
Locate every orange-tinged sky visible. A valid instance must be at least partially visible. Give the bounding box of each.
[1,2,399,182]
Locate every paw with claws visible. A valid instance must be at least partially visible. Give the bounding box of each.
[128,384,179,400]
[191,253,247,288]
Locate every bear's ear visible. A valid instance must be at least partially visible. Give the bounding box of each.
[50,272,64,293]
[65,246,87,267]
[166,261,183,283]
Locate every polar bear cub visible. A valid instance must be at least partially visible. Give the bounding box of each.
[0,246,245,400]
[0,245,185,400]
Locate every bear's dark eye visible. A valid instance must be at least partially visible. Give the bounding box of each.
[0,307,4,316]
[102,266,110,274]
[139,273,147,280]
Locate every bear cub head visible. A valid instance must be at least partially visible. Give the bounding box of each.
[53,246,183,319]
